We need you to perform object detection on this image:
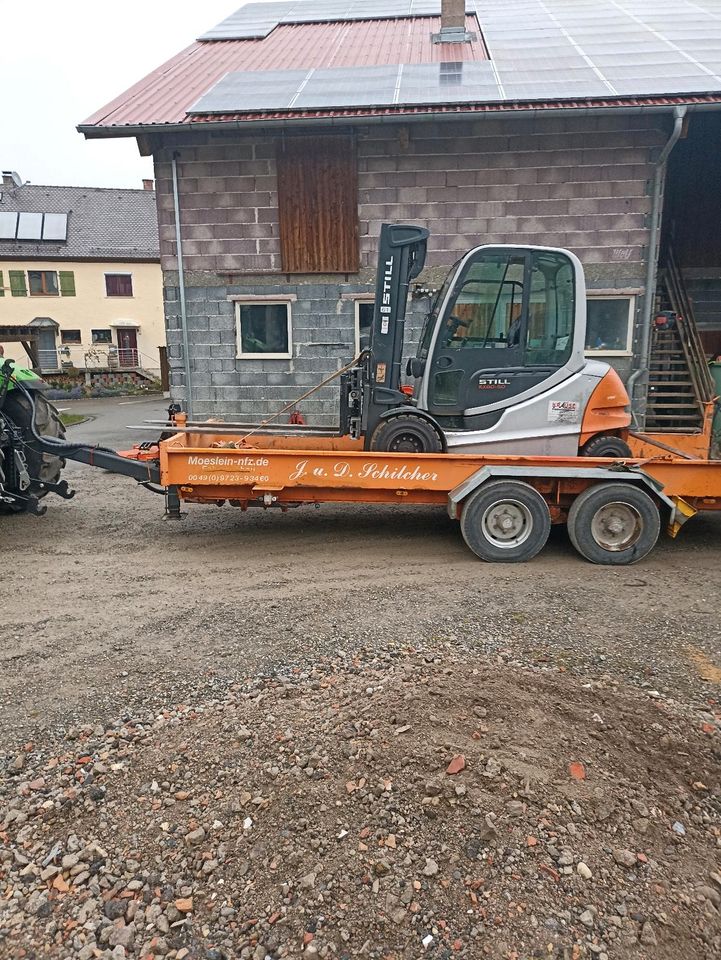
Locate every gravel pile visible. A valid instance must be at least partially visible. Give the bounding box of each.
[1,652,720,960]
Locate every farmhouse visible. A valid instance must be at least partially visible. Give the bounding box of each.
[81,0,721,428]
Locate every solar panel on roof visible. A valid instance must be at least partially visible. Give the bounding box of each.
[195,0,721,108]
[0,211,18,240]
[16,212,43,241]
[294,65,400,108]
[42,213,68,242]
[199,0,454,40]
[400,61,500,104]
[189,69,312,112]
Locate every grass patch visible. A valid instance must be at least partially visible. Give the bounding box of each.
[59,413,85,427]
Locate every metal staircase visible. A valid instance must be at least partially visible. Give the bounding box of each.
[648,249,714,432]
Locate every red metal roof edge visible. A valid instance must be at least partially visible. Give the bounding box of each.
[78,92,721,136]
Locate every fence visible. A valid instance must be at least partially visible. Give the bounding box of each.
[36,345,158,375]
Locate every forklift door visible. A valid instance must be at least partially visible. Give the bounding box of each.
[422,247,576,420]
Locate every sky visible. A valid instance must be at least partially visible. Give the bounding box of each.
[1,0,263,189]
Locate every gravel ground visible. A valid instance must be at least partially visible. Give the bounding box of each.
[1,464,720,958]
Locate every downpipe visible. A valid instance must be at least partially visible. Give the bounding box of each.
[628,105,687,424]
[171,152,194,420]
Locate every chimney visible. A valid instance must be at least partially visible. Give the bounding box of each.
[441,0,465,30]
[2,171,23,188]
[434,1,474,43]
[142,178,155,191]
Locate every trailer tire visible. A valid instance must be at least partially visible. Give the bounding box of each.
[581,434,632,458]
[369,414,443,454]
[460,480,551,563]
[567,482,660,565]
[1,391,66,498]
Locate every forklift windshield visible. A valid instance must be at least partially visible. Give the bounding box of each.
[424,247,576,417]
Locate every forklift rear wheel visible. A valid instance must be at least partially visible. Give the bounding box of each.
[460,480,551,563]
[581,434,632,458]
[369,414,443,454]
[567,482,660,565]
[1,391,66,498]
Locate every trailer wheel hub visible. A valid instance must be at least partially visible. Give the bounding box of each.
[590,502,643,551]
[482,499,533,548]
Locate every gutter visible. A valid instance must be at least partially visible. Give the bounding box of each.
[627,105,687,423]
[171,152,194,419]
[76,98,721,139]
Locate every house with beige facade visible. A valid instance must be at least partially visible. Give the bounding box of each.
[0,171,165,386]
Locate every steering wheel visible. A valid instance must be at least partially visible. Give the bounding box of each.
[445,315,471,345]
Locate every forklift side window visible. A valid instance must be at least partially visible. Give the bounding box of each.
[525,252,575,366]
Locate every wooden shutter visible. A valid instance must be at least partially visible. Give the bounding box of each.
[277,135,358,273]
[9,270,27,296]
[0,270,4,297]
[59,271,76,296]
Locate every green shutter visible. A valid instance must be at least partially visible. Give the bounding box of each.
[9,270,27,296]
[59,271,76,296]
[0,270,4,297]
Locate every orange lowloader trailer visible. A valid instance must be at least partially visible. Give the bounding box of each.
[95,409,718,566]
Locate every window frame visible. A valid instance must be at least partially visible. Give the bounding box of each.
[584,295,635,357]
[104,272,134,298]
[354,297,375,355]
[60,329,82,345]
[234,300,293,360]
[27,270,59,297]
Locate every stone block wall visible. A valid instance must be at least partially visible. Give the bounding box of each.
[153,112,666,422]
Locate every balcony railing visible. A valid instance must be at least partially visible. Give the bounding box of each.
[34,345,158,374]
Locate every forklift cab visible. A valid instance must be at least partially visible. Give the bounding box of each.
[413,245,586,427]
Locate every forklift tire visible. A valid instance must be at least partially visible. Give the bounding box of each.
[581,434,632,458]
[369,414,443,454]
[1,391,66,498]
[460,480,551,563]
[567,482,660,565]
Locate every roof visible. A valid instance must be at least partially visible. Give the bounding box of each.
[0,181,159,262]
[81,0,721,134]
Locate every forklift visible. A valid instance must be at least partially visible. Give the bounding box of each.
[342,224,632,458]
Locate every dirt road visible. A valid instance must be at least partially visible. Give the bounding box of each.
[2,441,720,749]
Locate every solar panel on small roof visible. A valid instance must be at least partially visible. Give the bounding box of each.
[42,213,68,242]
[16,212,43,241]
[0,212,18,240]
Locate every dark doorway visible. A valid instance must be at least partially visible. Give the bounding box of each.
[117,328,138,367]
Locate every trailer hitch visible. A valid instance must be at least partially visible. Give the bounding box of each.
[38,478,76,500]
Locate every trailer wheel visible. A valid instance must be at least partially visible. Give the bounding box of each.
[1,391,66,497]
[369,414,443,453]
[460,480,551,563]
[567,482,660,565]
[581,434,632,458]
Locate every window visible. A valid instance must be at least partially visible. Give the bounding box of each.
[28,270,59,296]
[60,329,82,345]
[105,273,133,297]
[236,302,292,359]
[277,135,358,273]
[92,329,113,344]
[355,300,374,353]
[585,297,634,354]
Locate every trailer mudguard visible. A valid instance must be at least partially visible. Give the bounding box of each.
[446,464,676,521]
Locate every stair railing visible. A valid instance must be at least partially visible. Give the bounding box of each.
[664,246,715,403]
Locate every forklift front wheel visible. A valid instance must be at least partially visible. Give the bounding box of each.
[369,414,443,454]
[460,480,551,563]
[567,482,660,565]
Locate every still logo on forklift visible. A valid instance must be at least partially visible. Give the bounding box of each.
[478,377,511,389]
[380,256,394,335]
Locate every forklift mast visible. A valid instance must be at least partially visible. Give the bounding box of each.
[360,223,429,435]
